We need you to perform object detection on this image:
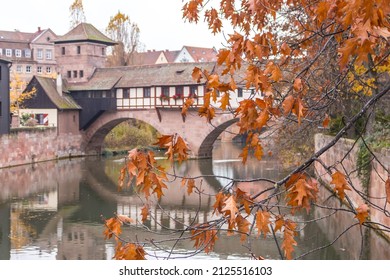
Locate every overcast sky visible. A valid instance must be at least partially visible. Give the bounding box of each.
[1,0,227,51]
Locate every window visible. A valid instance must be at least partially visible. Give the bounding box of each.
[77,46,81,54]
[79,70,84,78]
[46,67,51,74]
[143,87,151,98]
[237,88,243,98]
[25,49,31,58]
[189,85,198,97]
[16,65,23,73]
[161,87,169,98]
[46,50,52,60]
[101,48,105,56]
[15,49,21,57]
[174,86,184,100]
[0,49,3,56]
[26,65,31,73]
[73,70,77,78]
[123,88,130,98]
[67,71,72,78]
[37,66,42,74]
[6,49,12,57]
[62,47,66,55]
[37,49,43,59]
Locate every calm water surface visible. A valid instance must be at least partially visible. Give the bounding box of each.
[0,142,388,260]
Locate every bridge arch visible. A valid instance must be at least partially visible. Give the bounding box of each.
[82,109,240,158]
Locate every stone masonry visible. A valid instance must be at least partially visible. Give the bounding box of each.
[314,133,390,239]
[0,128,84,168]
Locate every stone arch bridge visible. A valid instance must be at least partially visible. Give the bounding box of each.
[82,108,240,158]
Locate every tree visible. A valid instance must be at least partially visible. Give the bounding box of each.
[69,0,86,29]
[105,11,142,66]
[9,73,36,115]
[104,0,390,260]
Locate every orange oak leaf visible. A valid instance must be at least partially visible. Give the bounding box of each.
[293,78,303,92]
[191,224,219,254]
[114,242,146,260]
[282,95,295,116]
[281,219,298,260]
[174,135,190,163]
[104,217,122,240]
[286,177,319,213]
[239,146,249,164]
[323,114,330,128]
[192,66,203,82]
[141,204,149,223]
[198,105,216,122]
[213,192,227,215]
[386,176,390,204]
[221,195,238,222]
[330,171,351,200]
[255,210,271,238]
[187,178,196,195]
[274,215,284,233]
[220,92,230,110]
[181,97,194,117]
[236,214,251,242]
[236,187,253,215]
[355,204,369,225]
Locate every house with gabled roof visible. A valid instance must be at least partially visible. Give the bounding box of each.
[0,27,58,91]
[20,75,81,134]
[175,46,218,63]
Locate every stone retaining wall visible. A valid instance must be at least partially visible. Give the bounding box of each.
[0,128,84,168]
[314,133,390,238]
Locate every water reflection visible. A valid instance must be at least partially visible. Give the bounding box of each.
[0,142,388,260]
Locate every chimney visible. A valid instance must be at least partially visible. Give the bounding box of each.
[38,27,41,32]
[56,74,62,96]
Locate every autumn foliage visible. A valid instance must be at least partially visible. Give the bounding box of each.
[103,0,390,260]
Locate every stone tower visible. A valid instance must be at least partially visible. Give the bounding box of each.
[54,23,116,83]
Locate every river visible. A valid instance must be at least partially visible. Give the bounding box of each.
[0,142,388,260]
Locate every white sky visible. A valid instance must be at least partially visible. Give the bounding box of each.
[1,0,227,51]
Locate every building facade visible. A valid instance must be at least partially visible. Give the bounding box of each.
[0,58,11,134]
[54,23,116,84]
[0,28,58,92]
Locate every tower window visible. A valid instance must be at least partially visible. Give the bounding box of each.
[62,47,66,55]
[77,46,81,54]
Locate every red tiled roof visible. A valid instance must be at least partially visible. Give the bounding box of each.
[183,46,218,62]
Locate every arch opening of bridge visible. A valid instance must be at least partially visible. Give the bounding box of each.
[82,109,246,158]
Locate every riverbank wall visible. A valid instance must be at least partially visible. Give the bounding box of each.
[314,133,390,242]
[0,128,84,169]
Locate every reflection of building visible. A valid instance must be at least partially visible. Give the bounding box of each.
[57,225,106,260]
